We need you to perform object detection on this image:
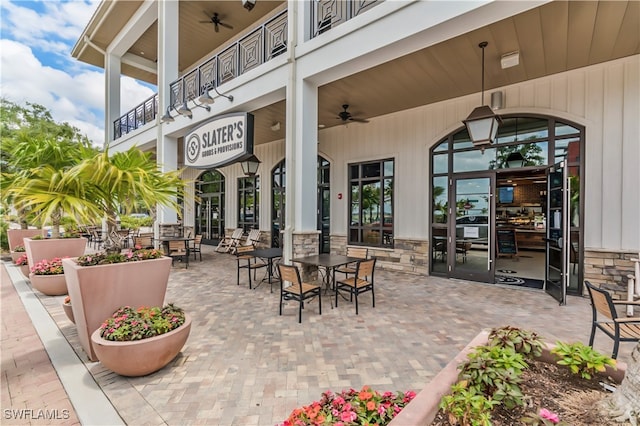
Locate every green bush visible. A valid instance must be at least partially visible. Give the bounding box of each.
[439,381,497,426]
[550,341,616,379]
[120,215,154,230]
[488,325,544,359]
[0,219,9,251]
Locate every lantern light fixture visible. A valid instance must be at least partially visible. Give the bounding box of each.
[240,154,261,176]
[463,41,502,146]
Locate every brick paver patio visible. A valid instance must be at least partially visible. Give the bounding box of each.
[1,244,635,425]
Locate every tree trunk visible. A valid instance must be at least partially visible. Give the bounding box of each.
[102,213,122,254]
[600,342,640,425]
[50,209,62,239]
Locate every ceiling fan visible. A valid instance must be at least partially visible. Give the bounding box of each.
[337,104,369,124]
[200,12,233,32]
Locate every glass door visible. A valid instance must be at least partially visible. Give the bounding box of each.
[545,162,569,304]
[450,174,495,282]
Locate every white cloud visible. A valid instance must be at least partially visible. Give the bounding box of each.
[0,0,158,147]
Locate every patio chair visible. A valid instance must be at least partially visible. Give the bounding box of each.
[216,228,244,253]
[335,258,376,315]
[277,263,322,323]
[91,229,104,249]
[168,240,189,269]
[235,229,262,254]
[336,247,369,278]
[235,245,267,289]
[191,235,203,261]
[133,235,154,250]
[585,281,640,359]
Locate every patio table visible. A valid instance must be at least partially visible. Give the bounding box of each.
[248,247,283,292]
[291,254,362,294]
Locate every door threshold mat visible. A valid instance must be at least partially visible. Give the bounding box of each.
[495,275,544,289]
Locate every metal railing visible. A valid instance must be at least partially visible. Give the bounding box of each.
[113,0,381,141]
[113,94,158,140]
[311,0,381,38]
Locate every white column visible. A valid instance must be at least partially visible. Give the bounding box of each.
[156,0,180,227]
[104,53,121,148]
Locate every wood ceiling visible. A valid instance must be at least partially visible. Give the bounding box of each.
[75,1,639,145]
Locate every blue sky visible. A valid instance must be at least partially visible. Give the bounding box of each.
[0,0,154,145]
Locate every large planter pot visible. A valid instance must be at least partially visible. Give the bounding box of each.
[7,229,44,251]
[90,314,191,377]
[19,264,30,277]
[29,273,68,296]
[388,330,627,425]
[24,237,87,268]
[62,256,172,361]
[10,252,25,262]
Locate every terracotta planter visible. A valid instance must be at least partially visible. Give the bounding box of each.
[29,273,68,296]
[90,314,191,377]
[10,252,25,262]
[62,256,172,361]
[19,264,30,277]
[7,229,44,251]
[62,301,75,323]
[388,330,627,425]
[24,237,87,268]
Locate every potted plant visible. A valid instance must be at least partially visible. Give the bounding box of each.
[62,247,171,361]
[282,385,416,425]
[90,304,191,377]
[14,253,29,277]
[29,257,68,296]
[24,235,87,268]
[62,295,75,323]
[7,230,43,260]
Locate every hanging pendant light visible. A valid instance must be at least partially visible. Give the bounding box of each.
[463,41,502,146]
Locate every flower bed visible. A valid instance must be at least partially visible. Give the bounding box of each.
[76,247,163,266]
[99,304,185,341]
[282,386,416,426]
[29,257,68,296]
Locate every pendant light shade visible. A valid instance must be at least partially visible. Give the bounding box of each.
[463,41,501,146]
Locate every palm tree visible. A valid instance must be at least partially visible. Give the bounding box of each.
[3,133,98,235]
[9,147,187,252]
[67,147,187,252]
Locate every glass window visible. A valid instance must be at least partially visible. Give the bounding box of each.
[493,142,548,169]
[433,139,449,152]
[453,148,496,172]
[348,159,394,247]
[555,121,580,136]
[495,117,548,143]
[432,176,448,224]
[554,137,580,164]
[238,176,259,232]
[433,153,448,174]
[452,130,473,150]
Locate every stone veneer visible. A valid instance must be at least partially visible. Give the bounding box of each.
[583,249,639,300]
[330,235,429,275]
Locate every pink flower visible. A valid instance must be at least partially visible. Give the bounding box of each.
[340,410,356,422]
[539,408,560,424]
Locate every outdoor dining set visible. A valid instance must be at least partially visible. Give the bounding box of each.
[223,230,377,323]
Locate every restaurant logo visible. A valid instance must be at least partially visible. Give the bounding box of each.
[185,112,254,169]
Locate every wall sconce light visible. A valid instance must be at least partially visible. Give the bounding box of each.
[506,152,525,168]
[490,91,504,110]
[462,41,502,147]
[199,84,234,105]
[161,106,179,123]
[240,154,261,176]
[177,98,211,119]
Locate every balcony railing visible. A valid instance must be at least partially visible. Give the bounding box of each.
[112,10,288,141]
[113,0,380,141]
[311,0,381,38]
[113,94,158,140]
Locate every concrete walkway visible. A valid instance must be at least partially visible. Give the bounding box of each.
[1,244,635,425]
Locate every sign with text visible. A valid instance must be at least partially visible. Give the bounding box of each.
[184,112,254,169]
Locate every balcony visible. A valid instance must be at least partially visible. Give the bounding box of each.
[112,0,382,141]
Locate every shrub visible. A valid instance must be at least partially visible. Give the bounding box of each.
[439,381,497,426]
[98,304,185,341]
[488,326,544,359]
[75,247,163,266]
[0,219,8,251]
[550,341,616,380]
[31,257,65,275]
